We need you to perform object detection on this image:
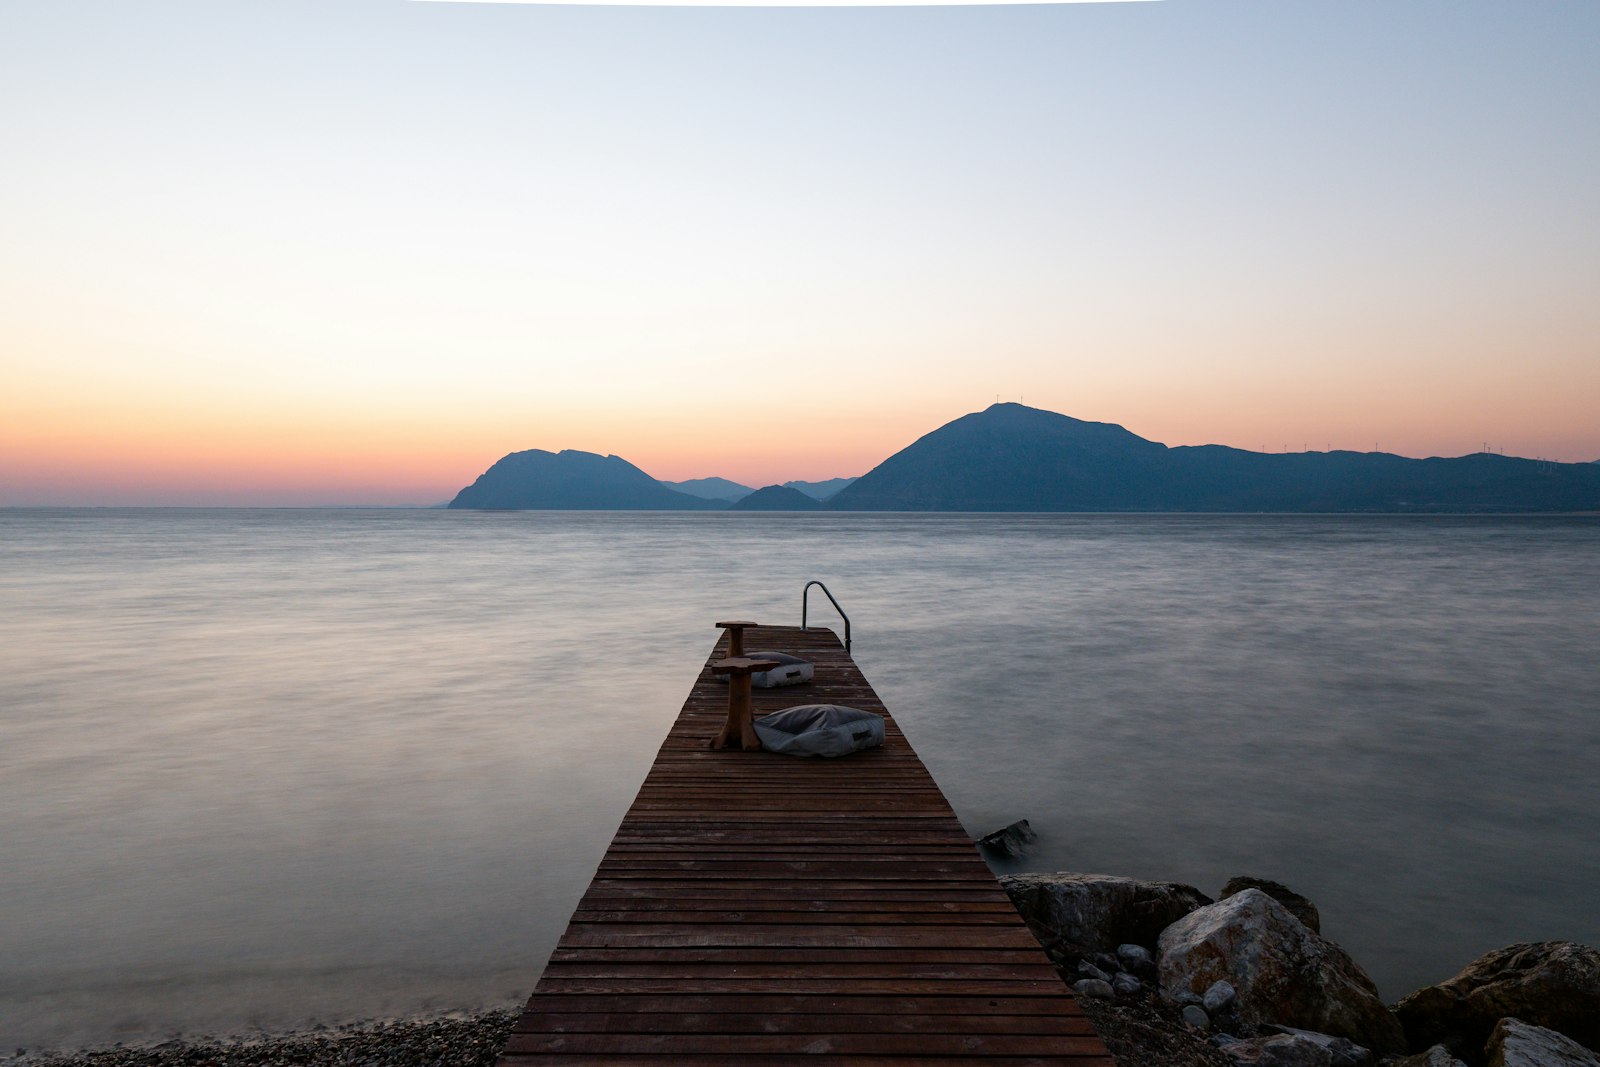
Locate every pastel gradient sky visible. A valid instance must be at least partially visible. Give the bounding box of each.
[3,0,1597,505]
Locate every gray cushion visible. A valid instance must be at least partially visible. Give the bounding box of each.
[754,704,885,758]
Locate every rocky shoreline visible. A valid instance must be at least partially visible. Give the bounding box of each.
[990,854,1599,1067]
[14,859,1598,1067]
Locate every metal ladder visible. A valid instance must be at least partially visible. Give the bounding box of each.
[801,580,851,654]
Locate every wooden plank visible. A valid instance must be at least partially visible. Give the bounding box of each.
[568,910,1024,925]
[502,1057,1107,1067]
[513,1012,1099,1035]
[547,948,1053,965]
[531,978,1073,996]
[536,962,1065,981]
[503,1033,1111,1055]
[497,625,1113,1065]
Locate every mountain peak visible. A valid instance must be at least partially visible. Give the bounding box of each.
[449,448,714,510]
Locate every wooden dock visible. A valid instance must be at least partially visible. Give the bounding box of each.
[499,624,1114,1065]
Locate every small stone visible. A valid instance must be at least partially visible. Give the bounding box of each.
[1072,978,1114,999]
[1112,971,1142,996]
[1077,960,1111,983]
[1117,943,1155,968]
[1182,1004,1211,1031]
[1203,978,1238,1015]
[1117,943,1159,981]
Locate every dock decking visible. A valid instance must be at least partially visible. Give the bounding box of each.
[499,625,1114,1065]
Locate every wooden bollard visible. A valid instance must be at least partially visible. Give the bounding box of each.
[714,620,759,659]
[710,656,781,751]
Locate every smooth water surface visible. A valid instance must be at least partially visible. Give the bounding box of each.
[3,510,1598,1051]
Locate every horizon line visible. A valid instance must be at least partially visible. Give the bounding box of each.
[413,0,1158,7]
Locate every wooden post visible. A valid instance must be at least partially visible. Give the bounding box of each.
[710,656,781,751]
[714,620,759,659]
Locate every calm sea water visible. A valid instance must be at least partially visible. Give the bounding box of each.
[3,509,1598,1052]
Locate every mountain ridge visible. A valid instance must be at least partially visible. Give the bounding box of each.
[449,405,1600,513]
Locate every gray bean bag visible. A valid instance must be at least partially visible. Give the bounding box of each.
[713,650,814,688]
[754,704,885,758]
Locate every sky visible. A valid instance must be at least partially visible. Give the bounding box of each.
[2,0,1597,505]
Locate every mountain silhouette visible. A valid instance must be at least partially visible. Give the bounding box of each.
[784,477,857,500]
[828,403,1600,512]
[449,406,1600,512]
[660,477,751,503]
[448,449,716,510]
[727,485,824,511]
[829,404,1169,511]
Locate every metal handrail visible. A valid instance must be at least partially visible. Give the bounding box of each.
[801,580,851,654]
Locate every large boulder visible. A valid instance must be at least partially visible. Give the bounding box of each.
[1395,942,1600,1063]
[1220,876,1322,935]
[1488,1018,1600,1067]
[998,872,1212,961]
[1157,889,1405,1054]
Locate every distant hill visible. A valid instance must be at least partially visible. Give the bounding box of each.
[660,476,751,503]
[828,403,1600,513]
[784,477,857,501]
[727,485,824,511]
[449,449,716,510]
[829,404,1168,511]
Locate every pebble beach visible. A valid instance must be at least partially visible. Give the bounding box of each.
[11,1012,518,1067]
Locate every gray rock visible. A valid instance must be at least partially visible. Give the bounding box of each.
[1488,1018,1600,1067]
[1261,1025,1371,1066]
[1119,942,1156,967]
[1183,1004,1212,1031]
[1392,1047,1470,1067]
[976,819,1036,860]
[1112,971,1143,995]
[1071,977,1114,999]
[999,872,1212,962]
[1204,978,1239,1015]
[1118,942,1159,979]
[1260,1035,1337,1067]
[1221,876,1322,935]
[1077,960,1111,983]
[1219,1034,1336,1066]
[1157,888,1405,1054]
[1395,942,1600,1061]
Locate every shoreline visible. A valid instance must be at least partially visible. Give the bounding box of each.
[5,992,1232,1067]
[10,1010,520,1067]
